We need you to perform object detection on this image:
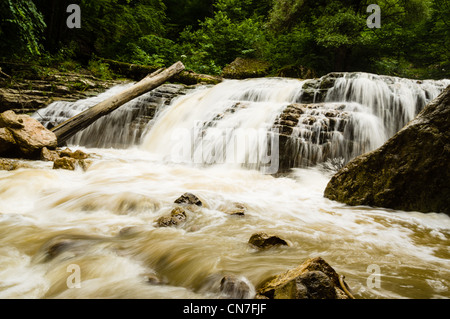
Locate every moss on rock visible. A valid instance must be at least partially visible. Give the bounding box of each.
[222,58,271,79]
[324,86,450,215]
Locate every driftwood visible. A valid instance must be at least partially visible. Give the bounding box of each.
[51,61,185,146]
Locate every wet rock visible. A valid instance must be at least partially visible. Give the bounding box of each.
[220,275,253,299]
[174,193,203,207]
[40,147,60,162]
[256,257,351,299]
[324,85,450,215]
[0,158,35,171]
[77,159,93,171]
[226,203,246,217]
[53,157,77,170]
[156,207,187,227]
[143,273,163,285]
[50,148,92,171]
[58,148,88,160]
[248,232,289,249]
[40,234,106,262]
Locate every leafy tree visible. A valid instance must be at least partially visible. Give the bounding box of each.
[0,0,46,57]
[179,0,265,73]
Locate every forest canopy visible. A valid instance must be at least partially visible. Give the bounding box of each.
[0,0,449,79]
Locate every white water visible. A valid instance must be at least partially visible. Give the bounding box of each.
[1,73,449,299]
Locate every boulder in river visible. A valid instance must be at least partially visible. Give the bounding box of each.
[156,207,187,227]
[324,85,450,215]
[256,257,352,299]
[174,192,203,207]
[248,232,289,249]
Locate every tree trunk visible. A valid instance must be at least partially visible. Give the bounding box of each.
[51,61,185,146]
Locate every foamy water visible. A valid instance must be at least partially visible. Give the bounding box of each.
[1,74,448,299]
[0,147,449,299]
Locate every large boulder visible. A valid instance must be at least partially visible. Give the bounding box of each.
[9,115,57,155]
[256,257,352,299]
[0,110,57,158]
[324,86,450,215]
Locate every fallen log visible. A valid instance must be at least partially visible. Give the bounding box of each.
[101,58,223,85]
[51,61,185,146]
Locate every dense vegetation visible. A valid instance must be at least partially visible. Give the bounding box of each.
[0,0,449,79]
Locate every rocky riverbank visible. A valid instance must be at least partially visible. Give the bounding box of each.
[0,62,125,114]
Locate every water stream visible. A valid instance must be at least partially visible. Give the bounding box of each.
[1,73,449,299]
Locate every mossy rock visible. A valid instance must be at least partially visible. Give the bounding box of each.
[222,58,271,79]
[324,86,450,215]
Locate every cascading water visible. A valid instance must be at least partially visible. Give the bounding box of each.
[33,83,191,148]
[140,73,449,169]
[1,72,449,300]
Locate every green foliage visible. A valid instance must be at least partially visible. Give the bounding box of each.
[0,0,46,56]
[1,0,447,79]
[178,0,266,74]
[87,59,114,80]
[79,0,167,58]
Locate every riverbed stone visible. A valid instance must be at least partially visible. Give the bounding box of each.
[225,203,246,216]
[324,85,450,215]
[174,192,203,207]
[53,157,77,170]
[255,257,350,299]
[220,275,253,299]
[41,147,60,162]
[248,232,289,249]
[156,206,187,227]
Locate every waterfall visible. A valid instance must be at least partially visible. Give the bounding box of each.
[32,83,190,148]
[33,73,449,170]
[142,73,449,170]
[141,78,304,173]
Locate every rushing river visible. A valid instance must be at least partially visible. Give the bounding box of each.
[1,73,449,299]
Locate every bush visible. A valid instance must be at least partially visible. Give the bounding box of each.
[88,59,114,80]
[119,35,179,67]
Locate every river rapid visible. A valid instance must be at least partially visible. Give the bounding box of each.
[1,74,449,299]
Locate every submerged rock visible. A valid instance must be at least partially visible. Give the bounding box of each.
[220,275,253,299]
[52,156,92,171]
[156,207,187,227]
[53,157,77,170]
[225,203,246,217]
[324,86,450,215]
[255,257,352,299]
[248,232,289,249]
